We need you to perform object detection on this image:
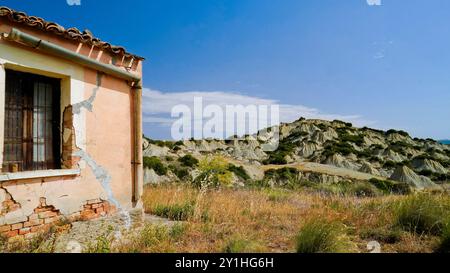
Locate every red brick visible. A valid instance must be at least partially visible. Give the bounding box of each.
[24,219,43,227]
[3,230,18,238]
[31,224,51,233]
[29,214,39,221]
[11,223,23,230]
[80,209,97,220]
[87,199,101,205]
[95,207,105,214]
[44,217,59,224]
[91,203,102,209]
[38,211,58,219]
[19,228,31,235]
[0,225,11,233]
[34,207,51,213]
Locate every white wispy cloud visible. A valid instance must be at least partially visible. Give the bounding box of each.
[142,88,375,139]
[366,0,381,6]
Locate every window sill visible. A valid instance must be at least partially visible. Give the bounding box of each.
[0,169,81,182]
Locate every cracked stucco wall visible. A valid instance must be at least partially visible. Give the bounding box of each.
[0,26,137,231]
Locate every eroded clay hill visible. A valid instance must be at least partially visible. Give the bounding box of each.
[143,118,450,190]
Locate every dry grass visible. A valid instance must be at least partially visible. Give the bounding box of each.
[2,184,446,253]
[140,184,448,253]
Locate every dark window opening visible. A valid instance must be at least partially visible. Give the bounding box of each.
[2,70,61,172]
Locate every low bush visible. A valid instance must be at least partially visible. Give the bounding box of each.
[178,155,199,168]
[139,224,170,248]
[369,178,411,195]
[296,219,348,253]
[349,183,380,198]
[193,156,233,188]
[265,189,290,202]
[152,201,195,221]
[395,194,449,235]
[263,154,288,165]
[305,181,379,198]
[386,129,410,137]
[228,164,250,181]
[146,139,176,149]
[264,168,299,186]
[322,141,358,157]
[223,238,263,253]
[263,139,299,165]
[143,156,167,176]
[383,160,398,169]
[170,166,190,181]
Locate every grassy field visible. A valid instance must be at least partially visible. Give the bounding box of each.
[137,184,449,253]
[1,183,448,253]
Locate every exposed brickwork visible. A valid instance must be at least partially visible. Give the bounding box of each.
[80,199,116,221]
[0,198,115,239]
[1,191,21,215]
[62,106,81,169]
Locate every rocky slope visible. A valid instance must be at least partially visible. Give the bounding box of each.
[143,118,450,190]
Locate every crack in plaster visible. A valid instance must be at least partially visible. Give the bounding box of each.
[70,72,131,230]
[72,72,102,115]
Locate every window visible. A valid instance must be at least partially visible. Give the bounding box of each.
[2,70,61,172]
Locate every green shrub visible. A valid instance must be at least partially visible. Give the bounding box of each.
[362,127,385,135]
[223,238,263,253]
[369,178,411,195]
[169,165,190,181]
[370,144,384,150]
[395,194,448,235]
[146,139,177,149]
[349,183,380,198]
[338,132,364,146]
[139,224,170,248]
[263,154,288,165]
[174,141,184,146]
[192,156,233,188]
[153,202,195,221]
[228,164,250,181]
[263,139,299,165]
[265,189,290,202]
[418,170,433,177]
[356,149,374,158]
[170,223,187,240]
[178,155,199,167]
[332,120,352,128]
[143,156,167,176]
[383,160,398,169]
[296,219,348,253]
[265,168,298,181]
[305,181,379,198]
[322,141,358,157]
[85,226,115,253]
[386,129,410,137]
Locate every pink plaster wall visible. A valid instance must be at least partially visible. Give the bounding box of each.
[0,17,143,231]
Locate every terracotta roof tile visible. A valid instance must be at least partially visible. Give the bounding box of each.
[0,6,144,60]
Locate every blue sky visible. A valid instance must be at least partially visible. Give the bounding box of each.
[1,0,450,140]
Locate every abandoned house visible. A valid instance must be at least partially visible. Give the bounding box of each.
[0,7,144,238]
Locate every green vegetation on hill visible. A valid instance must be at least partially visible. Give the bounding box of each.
[178,155,199,167]
[143,156,167,176]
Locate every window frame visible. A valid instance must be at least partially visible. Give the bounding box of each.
[2,69,62,173]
